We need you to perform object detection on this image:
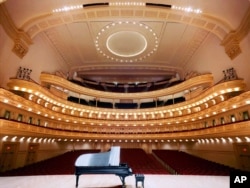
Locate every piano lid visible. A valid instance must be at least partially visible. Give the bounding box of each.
[108,146,120,166]
[75,146,120,167]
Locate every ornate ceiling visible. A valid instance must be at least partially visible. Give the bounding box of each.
[1,0,249,85]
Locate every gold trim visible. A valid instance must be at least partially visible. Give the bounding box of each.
[22,7,232,40]
[221,7,250,60]
[2,79,247,127]
[1,119,250,140]
[12,39,29,58]
[39,73,214,100]
[0,4,32,58]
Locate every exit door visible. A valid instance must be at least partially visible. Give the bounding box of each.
[0,142,19,172]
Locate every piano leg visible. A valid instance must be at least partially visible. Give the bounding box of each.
[76,175,79,187]
[118,175,126,188]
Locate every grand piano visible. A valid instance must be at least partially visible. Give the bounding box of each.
[74,146,133,187]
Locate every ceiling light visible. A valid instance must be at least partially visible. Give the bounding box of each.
[213,93,218,96]
[3,99,8,103]
[236,137,242,142]
[52,5,82,13]
[220,95,225,101]
[221,138,226,143]
[2,136,8,141]
[228,137,233,142]
[96,21,158,62]
[29,94,33,100]
[245,137,250,142]
[110,2,145,6]
[172,5,202,14]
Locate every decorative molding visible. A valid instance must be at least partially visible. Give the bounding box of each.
[1,116,250,140]
[222,36,242,60]
[0,4,32,58]
[95,21,159,63]
[22,7,231,40]
[12,39,29,58]
[236,7,250,41]
[221,7,250,60]
[38,73,214,100]
[1,82,249,139]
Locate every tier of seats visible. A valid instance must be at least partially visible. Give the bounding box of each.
[153,150,235,175]
[1,149,239,177]
[120,148,170,174]
[70,79,183,93]
[0,150,99,176]
[67,96,185,109]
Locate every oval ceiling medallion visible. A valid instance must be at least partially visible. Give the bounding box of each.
[95,21,159,63]
[106,31,147,57]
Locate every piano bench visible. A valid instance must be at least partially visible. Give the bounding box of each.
[135,174,145,188]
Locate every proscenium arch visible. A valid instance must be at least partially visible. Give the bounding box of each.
[22,6,232,41]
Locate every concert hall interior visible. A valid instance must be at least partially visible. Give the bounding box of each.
[0,0,250,187]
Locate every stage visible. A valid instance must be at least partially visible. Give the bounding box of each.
[0,174,229,188]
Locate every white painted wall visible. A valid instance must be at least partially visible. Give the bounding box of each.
[186,32,250,89]
[0,30,68,88]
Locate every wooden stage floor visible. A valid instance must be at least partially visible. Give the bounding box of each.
[0,174,229,188]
